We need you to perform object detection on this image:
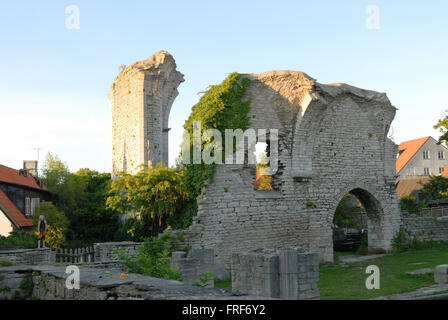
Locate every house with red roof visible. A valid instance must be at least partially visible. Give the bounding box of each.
[0,162,50,236]
[396,136,448,179]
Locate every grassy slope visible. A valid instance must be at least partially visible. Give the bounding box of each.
[320,246,448,300]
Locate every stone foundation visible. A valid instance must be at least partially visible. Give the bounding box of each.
[170,248,214,287]
[0,265,266,300]
[231,247,319,300]
[0,248,55,265]
[402,212,448,242]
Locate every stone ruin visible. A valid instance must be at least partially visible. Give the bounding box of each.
[110,51,402,266]
[109,51,184,176]
[231,247,319,300]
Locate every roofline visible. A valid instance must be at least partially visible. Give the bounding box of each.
[0,180,49,193]
[397,136,431,175]
[0,201,20,229]
[0,164,47,192]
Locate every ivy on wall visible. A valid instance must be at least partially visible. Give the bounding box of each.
[178,72,252,227]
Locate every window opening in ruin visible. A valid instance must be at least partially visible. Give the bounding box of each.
[253,142,272,190]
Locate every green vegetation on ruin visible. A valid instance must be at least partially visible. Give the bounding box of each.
[179,72,252,227]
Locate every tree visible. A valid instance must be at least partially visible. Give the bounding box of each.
[106,164,189,237]
[40,152,84,211]
[32,202,69,248]
[433,109,448,146]
[40,153,122,247]
[420,175,448,205]
[65,169,122,247]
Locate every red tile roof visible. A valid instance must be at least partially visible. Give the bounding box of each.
[442,165,448,177]
[0,164,47,191]
[396,137,430,174]
[0,189,33,228]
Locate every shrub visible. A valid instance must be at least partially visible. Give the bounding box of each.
[400,196,421,214]
[0,230,37,249]
[32,202,69,231]
[392,227,412,253]
[32,202,69,248]
[0,259,13,267]
[115,234,185,281]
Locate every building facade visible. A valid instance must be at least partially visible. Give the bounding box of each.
[0,164,50,236]
[396,136,448,179]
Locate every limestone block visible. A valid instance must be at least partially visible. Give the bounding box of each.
[434,264,448,284]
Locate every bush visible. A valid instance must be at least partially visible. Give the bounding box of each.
[115,234,185,281]
[392,227,412,253]
[0,230,37,249]
[400,196,422,214]
[32,202,69,231]
[113,217,146,242]
[32,202,69,248]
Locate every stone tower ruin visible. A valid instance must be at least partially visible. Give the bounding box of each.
[109,51,184,176]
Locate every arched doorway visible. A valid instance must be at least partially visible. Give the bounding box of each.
[332,188,385,256]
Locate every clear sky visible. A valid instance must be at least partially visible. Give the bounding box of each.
[1,1,447,173]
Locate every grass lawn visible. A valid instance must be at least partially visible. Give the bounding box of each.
[319,244,448,300]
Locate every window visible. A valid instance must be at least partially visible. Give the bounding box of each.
[31,198,40,216]
[423,151,430,159]
[440,167,445,174]
[423,168,430,176]
[439,151,445,160]
[25,197,31,216]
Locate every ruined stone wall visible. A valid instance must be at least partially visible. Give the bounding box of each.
[0,248,55,265]
[231,248,319,300]
[110,51,184,176]
[93,242,141,263]
[109,53,402,264]
[184,71,401,264]
[402,212,448,242]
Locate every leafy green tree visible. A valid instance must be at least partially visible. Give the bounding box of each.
[40,153,84,211]
[420,175,448,205]
[107,164,189,237]
[32,202,69,230]
[65,169,122,247]
[434,109,448,146]
[40,153,122,247]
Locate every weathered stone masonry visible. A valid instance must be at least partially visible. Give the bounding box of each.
[109,51,184,176]
[110,52,402,265]
[185,71,402,264]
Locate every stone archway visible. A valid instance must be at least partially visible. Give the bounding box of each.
[332,188,385,253]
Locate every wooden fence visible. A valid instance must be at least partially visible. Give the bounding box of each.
[418,206,448,217]
[54,247,95,264]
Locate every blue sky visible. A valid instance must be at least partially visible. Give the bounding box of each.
[0,1,447,173]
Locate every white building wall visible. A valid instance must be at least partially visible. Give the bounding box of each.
[0,209,14,237]
[398,137,448,178]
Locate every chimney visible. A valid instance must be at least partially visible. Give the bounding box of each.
[23,160,38,177]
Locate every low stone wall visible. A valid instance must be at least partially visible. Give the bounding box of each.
[0,265,266,300]
[402,212,448,242]
[170,248,214,287]
[231,247,319,300]
[0,248,55,265]
[93,242,141,262]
